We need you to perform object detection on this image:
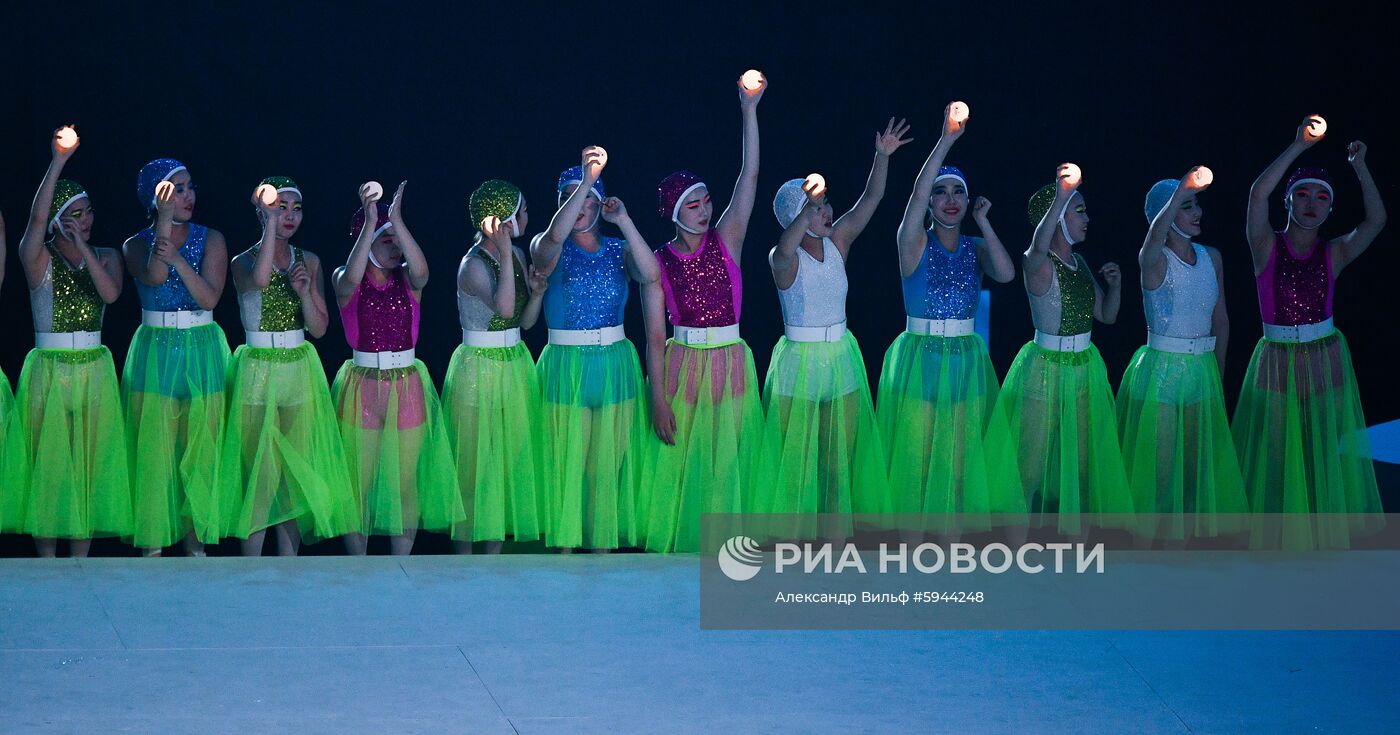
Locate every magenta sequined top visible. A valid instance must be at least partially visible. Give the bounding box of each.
[1256,231,1333,326]
[341,268,419,352]
[655,228,743,327]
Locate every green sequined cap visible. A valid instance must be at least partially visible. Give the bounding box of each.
[259,246,307,332]
[469,180,522,228]
[50,179,90,231]
[260,175,301,196]
[484,249,528,331]
[46,244,104,333]
[1053,253,1096,336]
[1027,183,1057,225]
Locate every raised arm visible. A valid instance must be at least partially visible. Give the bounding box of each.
[250,191,286,290]
[898,104,964,276]
[1247,117,1321,271]
[971,198,1015,283]
[1025,166,1079,297]
[532,147,607,274]
[1332,141,1386,273]
[126,182,179,287]
[716,73,764,263]
[20,128,77,284]
[770,185,824,290]
[830,118,912,258]
[54,218,123,304]
[1142,167,1210,290]
[335,183,383,301]
[389,182,430,291]
[606,198,661,287]
[463,217,518,320]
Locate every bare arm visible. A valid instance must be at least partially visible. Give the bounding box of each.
[1025,169,1078,297]
[898,105,964,276]
[614,203,661,285]
[1142,167,1210,290]
[336,183,383,301]
[532,147,607,275]
[249,193,287,290]
[1093,261,1122,325]
[770,194,820,291]
[20,130,77,285]
[716,74,764,263]
[168,228,227,310]
[971,199,1015,283]
[1247,117,1320,272]
[390,183,430,292]
[830,118,912,258]
[1332,142,1386,273]
[642,275,675,445]
[1209,247,1229,374]
[520,249,544,330]
[288,252,330,338]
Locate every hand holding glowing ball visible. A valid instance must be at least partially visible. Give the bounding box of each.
[1189,165,1214,189]
[740,69,765,93]
[1057,162,1082,189]
[1303,115,1327,142]
[802,173,827,200]
[948,101,969,123]
[481,215,503,237]
[155,181,176,207]
[360,180,384,203]
[255,183,278,207]
[55,126,79,152]
[584,146,608,178]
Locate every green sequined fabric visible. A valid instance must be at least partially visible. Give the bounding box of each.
[258,246,306,332]
[1053,253,1095,336]
[47,244,104,333]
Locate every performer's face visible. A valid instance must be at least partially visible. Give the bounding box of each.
[167,170,196,220]
[273,192,303,240]
[1173,193,1203,238]
[805,199,835,237]
[1063,193,1089,243]
[372,227,402,264]
[60,200,95,241]
[562,184,600,232]
[676,186,711,233]
[930,179,969,226]
[1290,184,1331,227]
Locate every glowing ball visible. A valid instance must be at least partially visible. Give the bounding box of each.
[482,215,501,234]
[361,180,384,201]
[589,146,608,173]
[948,101,969,124]
[1304,115,1327,141]
[740,69,764,91]
[256,183,278,206]
[1058,162,1082,188]
[803,173,826,198]
[56,126,79,150]
[1192,166,1214,188]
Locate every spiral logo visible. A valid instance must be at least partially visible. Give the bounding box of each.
[717,536,764,581]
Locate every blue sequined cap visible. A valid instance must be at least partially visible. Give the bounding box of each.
[138,158,187,211]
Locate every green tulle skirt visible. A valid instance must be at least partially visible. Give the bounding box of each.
[1231,331,1382,549]
[644,339,768,553]
[996,341,1133,534]
[1117,345,1249,541]
[441,343,547,543]
[332,360,465,537]
[752,332,890,540]
[0,368,19,532]
[537,340,648,549]
[122,323,231,548]
[219,342,359,541]
[876,331,1025,533]
[0,347,132,539]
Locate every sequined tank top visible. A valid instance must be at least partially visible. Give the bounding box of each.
[903,232,979,320]
[1144,243,1217,339]
[655,228,743,327]
[1256,231,1333,326]
[133,223,208,311]
[342,268,419,352]
[543,236,629,330]
[31,244,105,333]
[1028,252,1095,336]
[238,246,306,332]
[778,237,847,328]
[457,245,529,332]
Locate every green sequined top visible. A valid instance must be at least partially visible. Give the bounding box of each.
[238,246,306,332]
[1028,252,1096,336]
[488,250,529,331]
[31,244,105,333]
[457,245,529,332]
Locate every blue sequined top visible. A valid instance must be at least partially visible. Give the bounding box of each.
[133,224,208,311]
[543,236,629,330]
[902,232,980,320]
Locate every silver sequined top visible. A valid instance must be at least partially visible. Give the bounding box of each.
[458,244,529,332]
[777,237,848,328]
[1144,243,1216,339]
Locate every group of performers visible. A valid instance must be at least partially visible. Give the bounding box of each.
[0,74,1385,557]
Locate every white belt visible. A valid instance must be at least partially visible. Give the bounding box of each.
[1034,330,1092,353]
[548,325,626,347]
[463,327,521,348]
[245,329,305,349]
[673,323,741,346]
[1262,317,1334,344]
[35,331,102,350]
[784,321,847,343]
[1147,332,1216,355]
[906,316,975,337]
[142,309,213,329]
[352,348,415,369]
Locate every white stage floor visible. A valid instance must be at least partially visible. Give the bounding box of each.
[1,555,1397,733]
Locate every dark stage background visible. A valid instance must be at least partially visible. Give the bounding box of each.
[1,3,1396,553]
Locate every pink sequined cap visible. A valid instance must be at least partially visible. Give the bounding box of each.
[342,268,419,352]
[658,170,705,221]
[350,201,394,240]
[655,228,742,327]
